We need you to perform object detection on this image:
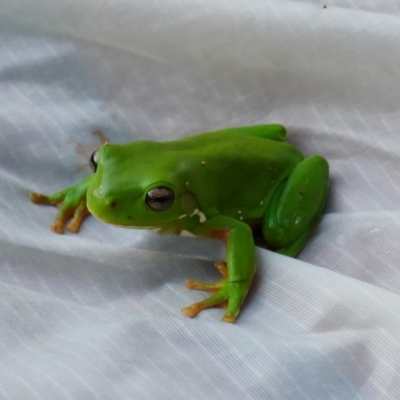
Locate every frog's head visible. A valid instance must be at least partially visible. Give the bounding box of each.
[86,142,199,230]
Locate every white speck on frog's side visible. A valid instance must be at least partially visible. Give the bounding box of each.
[239,216,244,221]
[295,217,301,225]
[238,210,242,214]
[191,208,207,223]
[260,200,264,205]
[180,230,196,237]
[178,214,187,219]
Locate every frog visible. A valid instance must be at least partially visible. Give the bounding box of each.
[29,124,329,323]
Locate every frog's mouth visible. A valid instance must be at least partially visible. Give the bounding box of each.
[87,204,169,232]
[86,206,133,226]
[110,223,163,233]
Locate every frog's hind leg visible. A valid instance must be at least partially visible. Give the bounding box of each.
[274,222,316,257]
[263,155,329,257]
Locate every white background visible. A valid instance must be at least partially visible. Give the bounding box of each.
[1,0,400,398]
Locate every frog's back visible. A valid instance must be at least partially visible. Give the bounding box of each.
[167,129,302,164]
[182,124,287,143]
[163,129,304,218]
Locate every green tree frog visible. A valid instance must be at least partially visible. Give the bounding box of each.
[30,124,329,323]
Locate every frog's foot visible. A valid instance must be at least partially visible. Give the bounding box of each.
[29,190,89,234]
[65,202,90,233]
[182,261,249,323]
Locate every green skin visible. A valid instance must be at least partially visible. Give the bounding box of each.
[30,124,329,323]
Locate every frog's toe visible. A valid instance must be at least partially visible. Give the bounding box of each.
[66,202,90,233]
[184,260,228,293]
[181,295,236,322]
[185,261,228,293]
[181,293,228,318]
[29,192,50,204]
[184,279,222,293]
[181,303,202,318]
[50,203,76,234]
[214,260,228,279]
[66,221,79,233]
[51,220,65,234]
[219,299,242,323]
[220,313,236,323]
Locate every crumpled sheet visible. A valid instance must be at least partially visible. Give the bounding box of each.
[1,0,400,398]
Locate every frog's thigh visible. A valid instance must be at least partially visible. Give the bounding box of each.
[263,155,329,255]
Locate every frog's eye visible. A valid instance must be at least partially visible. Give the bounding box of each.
[146,187,175,211]
[90,150,99,172]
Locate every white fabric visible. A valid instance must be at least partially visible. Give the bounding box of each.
[1,0,400,398]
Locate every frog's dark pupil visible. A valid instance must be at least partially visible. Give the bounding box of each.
[155,196,169,203]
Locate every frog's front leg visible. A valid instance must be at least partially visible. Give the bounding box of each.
[263,155,329,256]
[29,176,92,234]
[181,216,256,323]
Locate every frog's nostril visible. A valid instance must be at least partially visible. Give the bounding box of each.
[110,201,117,209]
